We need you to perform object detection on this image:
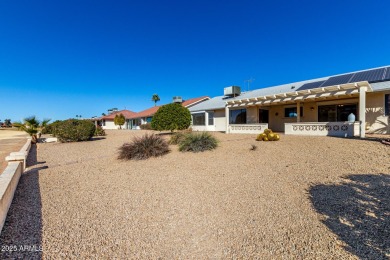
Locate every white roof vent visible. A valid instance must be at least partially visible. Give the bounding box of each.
[224,86,241,97]
[173,96,183,103]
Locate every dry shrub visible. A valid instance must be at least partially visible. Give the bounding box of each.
[169,132,189,145]
[118,134,170,160]
[178,132,218,152]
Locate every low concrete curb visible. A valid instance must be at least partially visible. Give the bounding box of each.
[0,138,32,234]
[0,162,23,233]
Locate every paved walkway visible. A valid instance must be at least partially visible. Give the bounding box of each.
[0,130,28,173]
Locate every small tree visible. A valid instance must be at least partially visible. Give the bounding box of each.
[151,103,191,132]
[152,94,160,107]
[13,116,51,143]
[114,113,126,129]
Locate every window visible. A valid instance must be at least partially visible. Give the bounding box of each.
[146,117,153,123]
[385,94,390,116]
[318,104,357,122]
[102,120,105,126]
[192,113,205,125]
[284,107,303,118]
[229,109,246,124]
[208,112,214,125]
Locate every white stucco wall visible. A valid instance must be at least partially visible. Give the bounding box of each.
[366,91,389,134]
[102,120,131,130]
[191,109,226,132]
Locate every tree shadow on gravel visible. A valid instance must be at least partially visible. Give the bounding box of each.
[309,174,390,259]
[0,144,43,259]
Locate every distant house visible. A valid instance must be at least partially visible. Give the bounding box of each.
[95,110,137,130]
[129,96,210,129]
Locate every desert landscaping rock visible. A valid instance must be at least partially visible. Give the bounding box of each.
[0,130,389,259]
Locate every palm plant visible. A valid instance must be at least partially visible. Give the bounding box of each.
[152,94,160,107]
[13,116,51,143]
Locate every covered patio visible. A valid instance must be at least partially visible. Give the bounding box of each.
[225,81,372,138]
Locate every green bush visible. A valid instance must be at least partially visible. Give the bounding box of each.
[178,132,218,152]
[140,123,152,130]
[118,134,170,160]
[151,103,191,131]
[94,125,106,136]
[169,132,188,145]
[42,120,62,135]
[55,119,96,142]
[114,113,125,129]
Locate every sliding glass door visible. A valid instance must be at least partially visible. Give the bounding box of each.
[318,104,357,122]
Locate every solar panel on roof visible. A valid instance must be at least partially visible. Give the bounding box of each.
[383,67,390,81]
[321,73,354,87]
[297,80,326,91]
[349,68,385,83]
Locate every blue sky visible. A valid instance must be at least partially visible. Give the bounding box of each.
[1,0,390,121]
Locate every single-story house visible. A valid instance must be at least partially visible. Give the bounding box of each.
[189,66,390,137]
[129,96,210,129]
[95,110,137,130]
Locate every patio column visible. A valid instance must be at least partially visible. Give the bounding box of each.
[359,86,367,138]
[225,106,230,133]
[296,101,301,122]
[205,111,209,127]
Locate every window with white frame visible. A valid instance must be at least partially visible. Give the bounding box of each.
[229,109,246,124]
[192,113,205,125]
[208,112,214,125]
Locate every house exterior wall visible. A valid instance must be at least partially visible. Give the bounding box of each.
[268,99,356,132]
[191,109,226,132]
[102,120,131,130]
[102,120,118,130]
[191,90,390,135]
[366,91,390,134]
[214,109,226,132]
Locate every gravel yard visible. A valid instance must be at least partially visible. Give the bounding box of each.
[1,130,389,259]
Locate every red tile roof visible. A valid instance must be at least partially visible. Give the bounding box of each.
[182,96,210,107]
[129,96,210,119]
[101,110,137,120]
[130,106,161,119]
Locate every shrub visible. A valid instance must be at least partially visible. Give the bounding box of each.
[114,113,125,129]
[118,134,170,160]
[55,119,96,142]
[140,123,152,130]
[42,120,62,135]
[94,125,106,136]
[169,132,189,145]
[151,103,191,131]
[178,132,218,152]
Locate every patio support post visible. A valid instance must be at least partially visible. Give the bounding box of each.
[205,111,209,128]
[296,101,301,122]
[359,86,367,138]
[225,106,230,133]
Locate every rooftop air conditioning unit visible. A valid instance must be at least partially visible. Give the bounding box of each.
[173,96,183,103]
[224,86,241,97]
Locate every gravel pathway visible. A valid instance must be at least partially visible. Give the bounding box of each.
[1,130,389,259]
